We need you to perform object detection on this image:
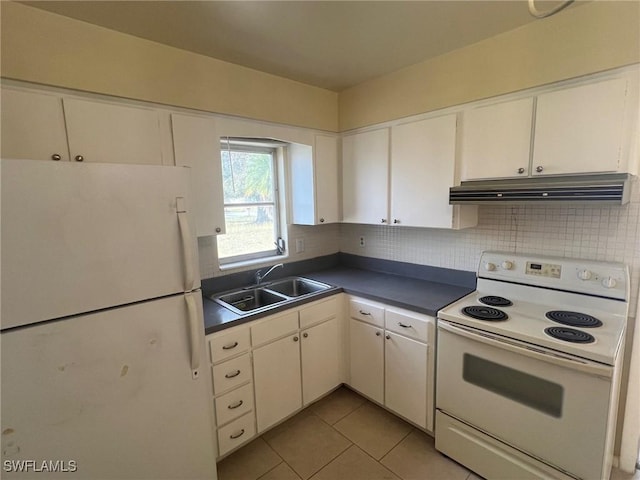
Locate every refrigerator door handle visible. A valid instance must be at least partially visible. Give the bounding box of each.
[176,197,196,292]
[185,292,202,379]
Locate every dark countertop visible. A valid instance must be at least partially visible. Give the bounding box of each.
[302,267,474,317]
[203,255,476,335]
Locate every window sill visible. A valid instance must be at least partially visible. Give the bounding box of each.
[218,254,289,272]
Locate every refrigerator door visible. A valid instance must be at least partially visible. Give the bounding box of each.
[1,159,200,330]
[1,293,217,479]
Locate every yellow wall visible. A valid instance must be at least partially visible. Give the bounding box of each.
[2,2,638,133]
[339,1,640,131]
[0,2,338,132]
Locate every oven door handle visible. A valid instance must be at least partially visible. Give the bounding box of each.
[438,321,613,378]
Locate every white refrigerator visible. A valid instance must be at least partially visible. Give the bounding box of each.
[1,159,218,479]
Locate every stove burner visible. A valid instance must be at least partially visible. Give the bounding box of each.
[462,305,508,321]
[544,326,595,344]
[546,311,603,328]
[479,296,513,307]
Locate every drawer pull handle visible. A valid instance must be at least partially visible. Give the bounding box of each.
[375,331,381,337]
[225,369,241,379]
[359,310,371,316]
[228,400,244,410]
[222,341,239,350]
[385,335,391,340]
[398,322,412,328]
[229,429,245,440]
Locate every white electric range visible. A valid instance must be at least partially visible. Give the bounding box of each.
[436,251,629,480]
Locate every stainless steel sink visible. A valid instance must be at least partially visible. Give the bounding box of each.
[214,288,288,314]
[266,277,330,297]
[211,276,332,315]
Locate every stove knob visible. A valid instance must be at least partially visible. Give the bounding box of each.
[602,276,617,288]
[577,269,592,281]
[484,262,496,272]
[501,261,513,270]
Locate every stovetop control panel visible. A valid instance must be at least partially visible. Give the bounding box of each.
[478,251,629,301]
[525,261,561,278]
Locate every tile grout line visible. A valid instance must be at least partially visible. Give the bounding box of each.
[379,426,416,464]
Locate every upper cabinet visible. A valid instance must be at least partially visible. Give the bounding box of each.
[171,113,226,237]
[460,98,534,181]
[461,74,638,181]
[290,135,340,225]
[1,88,166,165]
[532,77,630,176]
[342,119,477,230]
[342,128,390,225]
[63,98,165,165]
[391,115,475,229]
[1,89,70,162]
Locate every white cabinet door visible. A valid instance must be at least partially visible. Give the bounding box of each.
[461,98,534,180]
[289,143,315,225]
[532,77,629,176]
[63,98,164,165]
[314,135,340,224]
[301,317,341,405]
[253,334,302,433]
[171,113,226,236]
[349,319,384,404]
[390,115,458,228]
[1,88,70,161]
[385,331,428,429]
[342,128,389,225]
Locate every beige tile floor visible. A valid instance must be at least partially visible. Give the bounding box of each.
[218,386,640,480]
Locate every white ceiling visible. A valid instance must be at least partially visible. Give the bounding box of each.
[22,1,584,92]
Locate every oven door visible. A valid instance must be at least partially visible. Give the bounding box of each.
[436,320,614,480]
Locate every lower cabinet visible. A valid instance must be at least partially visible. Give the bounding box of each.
[217,411,257,458]
[206,292,436,460]
[207,324,256,458]
[349,318,384,403]
[347,296,435,432]
[253,332,303,432]
[301,316,341,405]
[384,331,428,429]
[206,294,344,459]
[253,296,342,433]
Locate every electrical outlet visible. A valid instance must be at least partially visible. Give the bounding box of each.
[295,238,305,253]
[359,236,365,247]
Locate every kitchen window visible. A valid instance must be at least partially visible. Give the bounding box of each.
[216,138,284,265]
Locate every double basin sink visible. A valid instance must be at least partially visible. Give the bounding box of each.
[210,277,332,316]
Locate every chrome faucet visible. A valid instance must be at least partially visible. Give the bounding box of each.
[254,263,283,285]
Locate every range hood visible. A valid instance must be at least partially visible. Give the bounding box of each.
[449,174,632,205]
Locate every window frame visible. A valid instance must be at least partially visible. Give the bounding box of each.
[217,138,283,266]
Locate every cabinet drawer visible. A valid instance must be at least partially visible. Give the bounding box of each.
[299,296,339,329]
[215,383,254,426]
[217,412,256,457]
[349,298,384,327]
[209,326,250,364]
[385,308,432,343]
[251,310,298,347]
[212,353,252,395]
